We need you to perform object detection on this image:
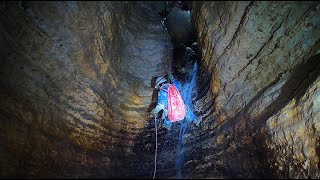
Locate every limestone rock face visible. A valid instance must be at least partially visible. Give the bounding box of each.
[265,72,320,178]
[0,1,169,178]
[1,1,320,179]
[190,1,320,178]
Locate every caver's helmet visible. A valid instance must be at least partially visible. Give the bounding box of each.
[155,76,167,89]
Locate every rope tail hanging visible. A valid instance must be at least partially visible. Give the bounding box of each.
[153,116,158,179]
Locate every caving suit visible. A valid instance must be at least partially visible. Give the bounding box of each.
[154,79,182,130]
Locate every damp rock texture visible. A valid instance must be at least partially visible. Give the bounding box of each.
[0,1,169,178]
[190,1,320,178]
[1,1,320,179]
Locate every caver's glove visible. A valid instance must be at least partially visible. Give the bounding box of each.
[151,104,165,117]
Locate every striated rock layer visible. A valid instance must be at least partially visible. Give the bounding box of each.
[189,1,320,178]
[0,1,320,179]
[0,1,169,178]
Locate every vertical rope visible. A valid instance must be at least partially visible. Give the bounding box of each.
[153,116,158,179]
[161,2,172,83]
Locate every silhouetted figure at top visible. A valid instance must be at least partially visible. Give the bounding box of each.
[159,1,189,18]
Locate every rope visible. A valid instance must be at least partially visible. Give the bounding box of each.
[152,4,170,178]
[161,2,172,83]
[153,116,158,179]
[165,27,172,83]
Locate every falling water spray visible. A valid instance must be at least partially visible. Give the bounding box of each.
[176,62,198,178]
